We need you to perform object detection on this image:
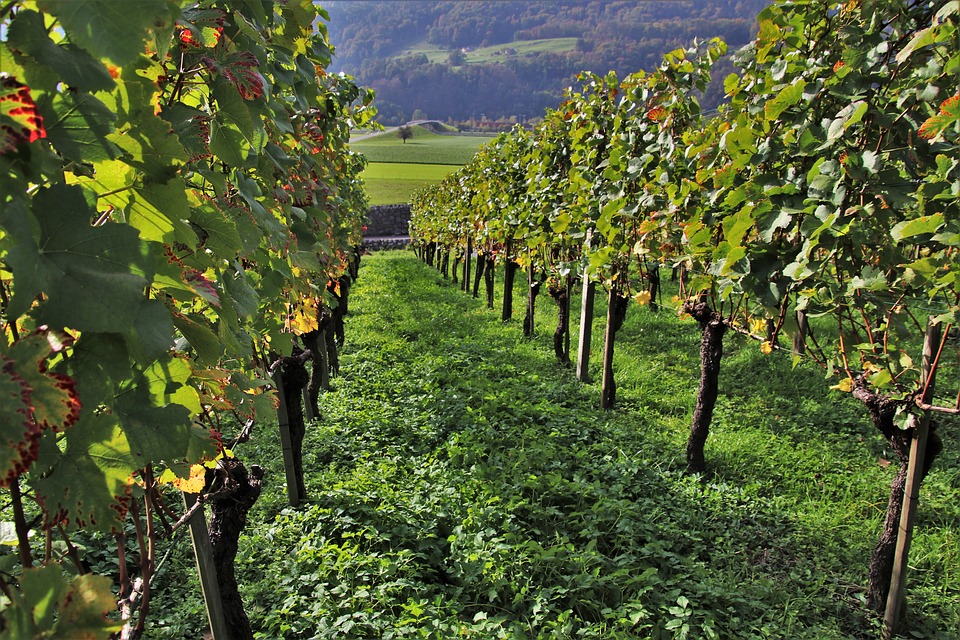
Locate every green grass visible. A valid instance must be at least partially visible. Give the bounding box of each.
[352,126,492,165]
[360,162,458,206]
[398,37,579,64]
[353,127,493,204]
[144,251,960,640]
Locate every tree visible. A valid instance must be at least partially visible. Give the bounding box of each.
[397,125,414,143]
[447,49,467,66]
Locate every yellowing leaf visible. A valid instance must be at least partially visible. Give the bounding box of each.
[831,377,854,392]
[286,296,319,335]
[633,291,652,306]
[750,318,766,335]
[760,341,773,355]
[158,464,206,493]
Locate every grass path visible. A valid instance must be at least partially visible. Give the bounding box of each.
[148,251,959,639]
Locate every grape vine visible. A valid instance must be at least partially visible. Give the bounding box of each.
[410,0,959,622]
[1,0,373,636]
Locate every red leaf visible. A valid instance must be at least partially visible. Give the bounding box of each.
[220,51,265,101]
[0,77,46,155]
[647,106,667,122]
[183,269,220,307]
[939,94,960,116]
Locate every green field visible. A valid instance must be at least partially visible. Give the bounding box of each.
[398,37,579,64]
[352,126,493,205]
[352,126,491,165]
[360,163,460,206]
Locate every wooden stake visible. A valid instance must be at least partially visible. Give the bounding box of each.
[271,371,302,507]
[576,278,595,382]
[600,286,617,409]
[882,318,941,639]
[183,493,229,640]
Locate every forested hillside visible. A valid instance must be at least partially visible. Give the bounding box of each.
[325,0,769,125]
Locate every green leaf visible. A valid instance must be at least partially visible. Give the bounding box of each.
[757,208,793,243]
[42,92,120,163]
[114,355,215,463]
[37,0,177,66]
[0,564,123,639]
[130,299,176,363]
[722,206,755,247]
[5,332,81,434]
[6,184,149,333]
[31,413,136,531]
[54,572,122,638]
[764,78,806,121]
[825,101,868,144]
[213,81,256,140]
[209,118,247,167]
[172,313,223,365]
[891,213,944,243]
[221,269,260,318]
[5,10,115,93]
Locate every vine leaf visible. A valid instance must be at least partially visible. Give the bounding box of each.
[36,0,176,66]
[176,7,226,49]
[215,51,266,101]
[918,95,960,141]
[0,563,121,639]
[32,413,137,531]
[4,184,149,332]
[0,331,80,487]
[43,92,120,163]
[0,360,35,487]
[0,77,46,155]
[5,9,115,93]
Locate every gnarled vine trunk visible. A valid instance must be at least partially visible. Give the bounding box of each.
[208,459,264,640]
[484,255,496,309]
[853,384,943,612]
[502,259,519,322]
[600,288,629,409]
[462,237,473,293]
[684,301,726,474]
[278,351,310,496]
[549,278,571,366]
[524,267,542,337]
[472,252,486,298]
[647,265,660,313]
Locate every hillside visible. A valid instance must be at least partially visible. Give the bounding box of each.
[324,0,770,125]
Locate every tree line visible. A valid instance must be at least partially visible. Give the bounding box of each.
[325,0,769,124]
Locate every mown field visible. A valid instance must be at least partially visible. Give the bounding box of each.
[145,251,959,640]
[360,163,457,208]
[352,126,491,164]
[352,126,492,205]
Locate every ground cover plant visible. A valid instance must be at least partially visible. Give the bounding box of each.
[145,251,958,639]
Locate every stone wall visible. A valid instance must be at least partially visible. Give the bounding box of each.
[364,204,410,237]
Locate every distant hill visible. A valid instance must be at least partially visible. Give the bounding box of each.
[323,0,770,126]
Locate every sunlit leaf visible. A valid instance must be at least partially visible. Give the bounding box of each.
[0,76,46,155]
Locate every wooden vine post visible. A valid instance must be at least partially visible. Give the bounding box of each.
[271,371,303,507]
[182,493,229,640]
[577,232,596,382]
[576,278,595,382]
[882,319,941,639]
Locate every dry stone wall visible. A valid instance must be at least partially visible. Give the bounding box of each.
[364,204,410,237]
[362,204,411,250]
